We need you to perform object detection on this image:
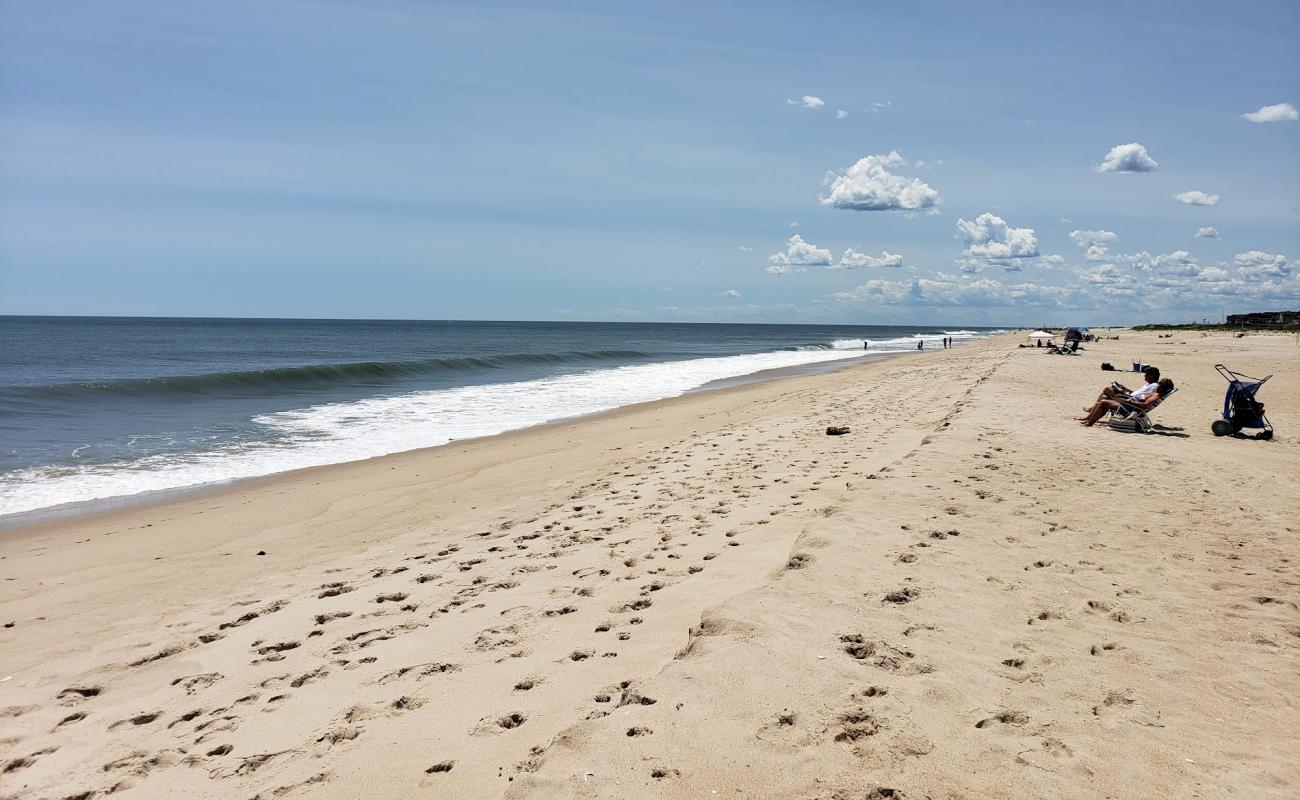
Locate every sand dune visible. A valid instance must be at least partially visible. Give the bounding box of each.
[1,331,1296,799]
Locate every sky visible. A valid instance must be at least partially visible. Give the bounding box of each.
[1,0,1297,326]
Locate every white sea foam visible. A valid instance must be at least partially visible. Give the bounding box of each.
[0,333,993,517]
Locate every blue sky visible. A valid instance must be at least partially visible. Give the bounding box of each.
[1,1,1297,325]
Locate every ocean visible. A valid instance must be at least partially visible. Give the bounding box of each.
[0,317,1001,520]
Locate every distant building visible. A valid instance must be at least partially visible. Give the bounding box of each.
[1226,310,1300,326]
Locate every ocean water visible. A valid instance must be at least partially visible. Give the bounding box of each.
[0,317,1000,519]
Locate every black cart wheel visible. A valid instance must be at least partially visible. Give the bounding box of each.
[1211,419,1232,437]
[1259,430,1273,441]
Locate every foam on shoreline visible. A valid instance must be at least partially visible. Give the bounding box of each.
[0,332,989,520]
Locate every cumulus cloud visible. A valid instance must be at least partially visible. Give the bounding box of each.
[1069,229,1118,262]
[789,95,824,109]
[1195,227,1220,239]
[1242,102,1298,123]
[766,235,832,274]
[820,151,941,213]
[1234,251,1291,279]
[723,289,740,299]
[1197,266,1230,283]
[835,109,848,119]
[957,212,1039,260]
[1075,263,1143,299]
[1173,190,1220,206]
[831,249,904,269]
[1127,249,1200,276]
[1096,142,1158,173]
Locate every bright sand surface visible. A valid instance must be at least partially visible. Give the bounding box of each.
[1,330,1297,799]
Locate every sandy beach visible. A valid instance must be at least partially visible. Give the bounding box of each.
[1,330,1297,799]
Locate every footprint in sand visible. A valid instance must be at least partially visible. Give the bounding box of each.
[975,710,1028,728]
[57,686,103,704]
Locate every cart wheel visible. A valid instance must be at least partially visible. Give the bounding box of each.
[1211,420,1232,437]
[1259,430,1273,441]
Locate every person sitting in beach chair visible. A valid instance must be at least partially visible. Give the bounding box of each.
[1106,379,1177,433]
[1087,368,1159,407]
[1076,378,1173,427]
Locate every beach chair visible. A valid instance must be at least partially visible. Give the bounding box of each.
[1107,386,1177,434]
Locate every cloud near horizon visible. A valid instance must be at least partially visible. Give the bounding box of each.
[1195,227,1220,239]
[830,249,904,269]
[766,234,832,273]
[1234,250,1292,279]
[1242,102,1298,123]
[819,151,941,213]
[832,274,1066,308]
[1096,142,1158,173]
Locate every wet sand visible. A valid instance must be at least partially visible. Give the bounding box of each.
[1,330,1297,799]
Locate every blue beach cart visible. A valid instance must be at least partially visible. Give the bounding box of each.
[1211,364,1273,439]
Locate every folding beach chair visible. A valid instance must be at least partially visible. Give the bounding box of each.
[1107,386,1177,434]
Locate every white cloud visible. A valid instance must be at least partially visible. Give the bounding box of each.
[831,249,904,269]
[1234,251,1291,279]
[832,274,1063,308]
[820,151,941,213]
[1096,142,1158,173]
[1127,250,1200,276]
[835,109,848,119]
[723,289,740,299]
[1197,266,1230,283]
[1069,229,1118,262]
[871,101,891,112]
[1172,190,1220,206]
[738,245,753,252]
[957,212,1039,260]
[799,95,825,109]
[766,235,832,274]
[1242,102,1298,123]
[1195,227,1220,239]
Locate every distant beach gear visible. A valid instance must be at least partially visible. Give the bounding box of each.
[1211,364,1273,439]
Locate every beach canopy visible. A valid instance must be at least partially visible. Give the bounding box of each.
[1026,330,1055,339]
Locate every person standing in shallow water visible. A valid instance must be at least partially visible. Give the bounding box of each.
[917,340,923,350]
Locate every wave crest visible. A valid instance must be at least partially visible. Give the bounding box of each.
[4,350,657,401]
